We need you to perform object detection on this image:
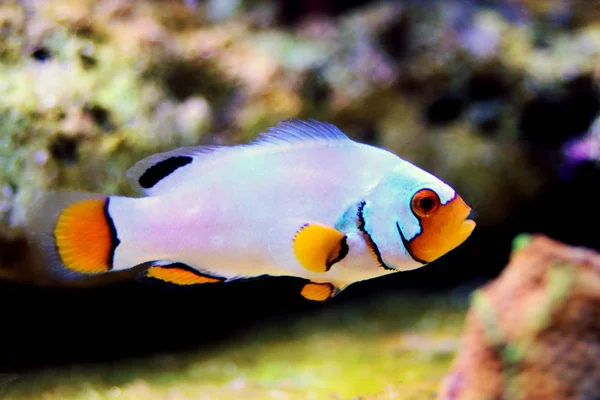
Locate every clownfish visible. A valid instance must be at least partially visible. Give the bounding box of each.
[24,120,475,301]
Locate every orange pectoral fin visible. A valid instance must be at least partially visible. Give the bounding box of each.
[54,198,119,274]
[145,264,224,285]
[292,223,348,273]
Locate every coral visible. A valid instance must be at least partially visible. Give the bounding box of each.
[561,115,600,178]
[437,234,600,400]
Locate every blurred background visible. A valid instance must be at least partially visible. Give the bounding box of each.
[0,0,599,391]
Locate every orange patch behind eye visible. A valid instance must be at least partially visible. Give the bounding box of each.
[54,198,116,274]
[406,194,476,263]
[146,266,222,285]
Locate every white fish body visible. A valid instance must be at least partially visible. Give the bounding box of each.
[25,120,475,301]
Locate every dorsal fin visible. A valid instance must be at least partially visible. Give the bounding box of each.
[250,119,350,146]
[126,119,351,196]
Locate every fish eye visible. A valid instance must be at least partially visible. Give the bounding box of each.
[411,189,440,218]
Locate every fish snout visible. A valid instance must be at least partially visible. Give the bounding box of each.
[404,194,476,263]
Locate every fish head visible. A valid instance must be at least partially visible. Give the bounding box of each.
[363,162,475,270]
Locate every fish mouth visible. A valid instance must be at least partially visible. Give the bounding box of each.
[461,218,477,237]
[460,207,477,239]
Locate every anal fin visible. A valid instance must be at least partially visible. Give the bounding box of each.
[142,263,224,285]
[300,282,339,302]
[293,223,348,273]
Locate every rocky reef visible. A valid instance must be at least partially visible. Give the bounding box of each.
[438,234,600,400]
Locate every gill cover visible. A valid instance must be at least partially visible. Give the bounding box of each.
[362,162,474,269]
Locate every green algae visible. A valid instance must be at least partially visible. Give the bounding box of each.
[511,233,533,253]
[0,294,467,400]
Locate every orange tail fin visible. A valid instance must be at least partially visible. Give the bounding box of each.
[24,191,121,282]
[54,198,119,274]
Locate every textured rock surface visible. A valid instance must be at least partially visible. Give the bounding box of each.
[437,234,600,400]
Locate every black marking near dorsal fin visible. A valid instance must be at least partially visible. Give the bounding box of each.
[126,145,224,195]
[138,156,193,189]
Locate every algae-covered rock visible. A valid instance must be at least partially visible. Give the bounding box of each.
[0,0,220,229]
[437,235,600,400]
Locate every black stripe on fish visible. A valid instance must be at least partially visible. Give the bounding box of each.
[104,197,120,269]
[356,201,395,271]
[138,156,193,189]
[326,235,349,271]
[396,221,427,265]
